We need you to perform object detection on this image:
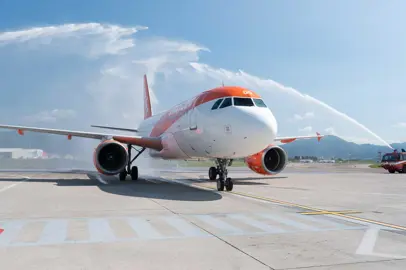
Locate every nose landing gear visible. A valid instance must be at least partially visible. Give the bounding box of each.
[209,158,234,191]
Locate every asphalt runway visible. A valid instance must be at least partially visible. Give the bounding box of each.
[0,164,406,269]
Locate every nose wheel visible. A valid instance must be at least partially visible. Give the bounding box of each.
[211,158,234,191]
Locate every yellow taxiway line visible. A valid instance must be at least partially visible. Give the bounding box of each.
[300,210,362,215]
[192,182,406,232]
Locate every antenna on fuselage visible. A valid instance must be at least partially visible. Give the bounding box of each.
[221,81,224,87]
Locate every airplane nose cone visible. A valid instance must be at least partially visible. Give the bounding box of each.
[251,109,278,141]
[232,107,278,153]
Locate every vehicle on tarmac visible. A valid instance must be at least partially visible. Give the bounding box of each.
[381,149,406,173]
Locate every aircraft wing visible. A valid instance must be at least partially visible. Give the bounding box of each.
[0,124,163,150]
[274,132,324,144]
[91,125,138,133]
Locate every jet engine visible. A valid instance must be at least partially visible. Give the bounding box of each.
[93,140,129,175]
[245,145,287,175]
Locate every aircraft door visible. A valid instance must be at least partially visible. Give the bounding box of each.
[189,108,197,130]
[189,97,200,130]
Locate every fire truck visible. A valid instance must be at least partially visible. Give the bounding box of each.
[381,149,406,173]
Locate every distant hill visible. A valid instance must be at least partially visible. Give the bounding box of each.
[280,135,405,160]
[0,131,403,160]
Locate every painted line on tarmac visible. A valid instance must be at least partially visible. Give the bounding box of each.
[300,210,362,215]
[227,190,406,231]
[169,179,406,232]
[0,176,30,193]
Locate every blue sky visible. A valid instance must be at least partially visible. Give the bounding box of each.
[0,0,405,147]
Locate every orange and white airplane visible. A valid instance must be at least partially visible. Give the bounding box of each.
[0,75,323,191]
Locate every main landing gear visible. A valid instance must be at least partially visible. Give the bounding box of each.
[119,145,145,181]
[208,158,234,192]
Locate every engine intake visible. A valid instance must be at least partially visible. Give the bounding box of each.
[93,140,129,175]
[245,145,287,175]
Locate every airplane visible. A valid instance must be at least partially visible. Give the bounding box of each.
[0,74,323,192]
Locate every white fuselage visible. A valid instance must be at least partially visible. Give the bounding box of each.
[136,96,278,160]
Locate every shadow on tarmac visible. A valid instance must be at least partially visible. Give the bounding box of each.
[0,172,222,202]
[191,176,288,186]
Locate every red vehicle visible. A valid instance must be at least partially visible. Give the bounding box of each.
[381,149,406,173]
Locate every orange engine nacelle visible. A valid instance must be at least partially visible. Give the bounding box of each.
[93,140,129,175]
[245,145,287,175]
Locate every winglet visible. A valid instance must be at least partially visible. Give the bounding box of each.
[317,132,322,142]
[143,74,152,119]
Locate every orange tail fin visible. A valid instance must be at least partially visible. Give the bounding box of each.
[143,74,152,119]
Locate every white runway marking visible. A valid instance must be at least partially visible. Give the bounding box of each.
[0,220,25,246]
[356,228,406,259]
[0,212,365,247]
[163,216,208,237]
[258,213,319,231]
[38,219,68,245]
[127,217,163,239]
[194,215,246,234]
[228,213,286,233]
[0,176,30,193]
[88,218,116,243]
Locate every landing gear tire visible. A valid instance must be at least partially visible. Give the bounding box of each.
[217,178,225,191]
[225,177,233,191]
[214,158,234,191]
[209,166,217,180]
[119,171,127,181]
[131,166,138,180]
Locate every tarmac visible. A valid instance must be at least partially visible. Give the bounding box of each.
[0,163,406,269]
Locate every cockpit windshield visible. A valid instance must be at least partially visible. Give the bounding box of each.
[219,97,232,108]
[253,98,267,108]
[211,97,268,110]
[233,97,254,107]
[211,99,223,110]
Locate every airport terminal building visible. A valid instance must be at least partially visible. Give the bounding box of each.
[0,148,45,159]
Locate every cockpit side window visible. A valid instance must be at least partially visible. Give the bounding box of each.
[234,97,254,106]
[219,97,232,109]
[253,98,267,108]
[211,98,223,110]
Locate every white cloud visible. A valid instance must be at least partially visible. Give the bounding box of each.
[393,122,406,128]
[24,109,76,123]
[324,127,337,135]
[293,112,315,121]
[0,23,146,57]
[299,126,312,133]
[0,22,393,150]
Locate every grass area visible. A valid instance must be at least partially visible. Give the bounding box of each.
[368,164,382,168]
[350,160,378,164]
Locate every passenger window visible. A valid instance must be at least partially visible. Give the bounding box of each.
[211,99,223,110]
[253,98,267,108]
[234,97,254,106]
[219,97,232,108]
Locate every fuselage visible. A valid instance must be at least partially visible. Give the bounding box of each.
[137,86,277,160]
